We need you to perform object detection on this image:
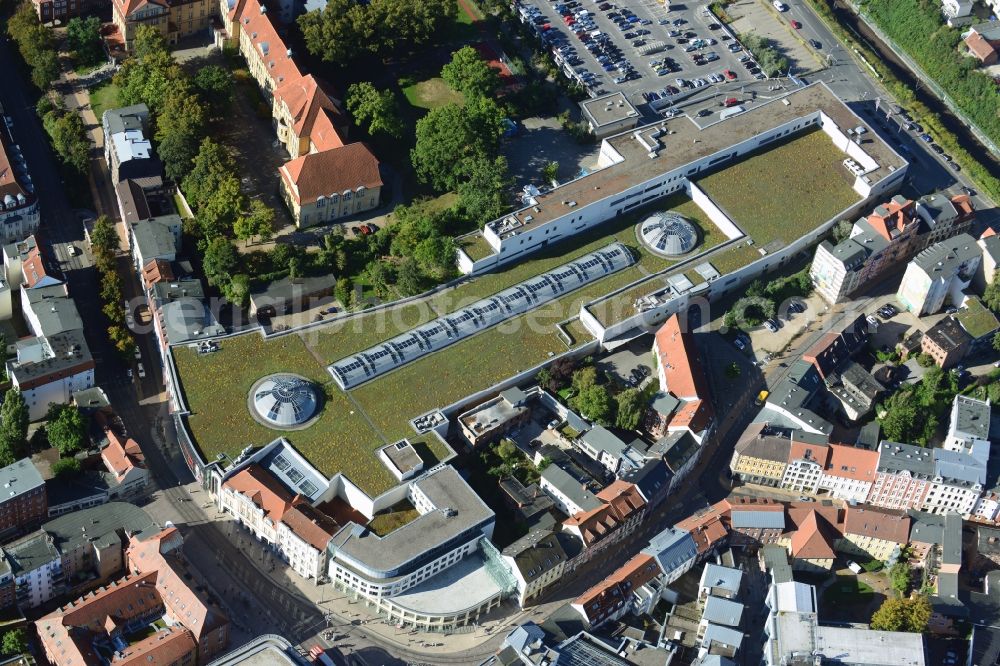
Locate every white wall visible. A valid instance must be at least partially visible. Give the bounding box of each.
[18,367,95,421]
[687,181,742,240]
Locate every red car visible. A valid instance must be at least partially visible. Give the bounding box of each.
[723,69,736,80]
[790,19,801,28]
[564,15,575,24]
[723,96,739,107]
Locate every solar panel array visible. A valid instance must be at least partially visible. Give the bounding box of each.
[328,242,635,389]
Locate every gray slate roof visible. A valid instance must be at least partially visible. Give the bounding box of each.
[702,595,744,627]
[541,463,602,513]
[0,458,43,499]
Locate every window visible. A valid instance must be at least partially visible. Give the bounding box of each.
[344,190,352,201]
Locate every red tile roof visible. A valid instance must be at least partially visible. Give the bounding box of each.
[281,500,340,551]
[273,74,345,148]
[843,505,910,545]
[790,511,838,560]
[280,142,382,206]
[867,197,916,241]
[574,552,660,622]
[788,440,830,467]
[966,32,998,62]
[223,464,293,522]
[565,481,645,547]
[102,430,145,481]
[824,444,878,482]
[653,314,714,433]
[115,626,198,666]
[237,0,301,90]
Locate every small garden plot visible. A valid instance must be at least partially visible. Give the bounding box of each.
[696,129,859,247]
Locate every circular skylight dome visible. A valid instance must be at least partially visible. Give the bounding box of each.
[251,374,318,428]
[638,212,699,257]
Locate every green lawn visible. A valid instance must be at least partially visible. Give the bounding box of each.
[173,333,400,495]
[88,81,121,121]
[401,77,465,111]
[696,129,860,248]
[564,318,595,346]
[821,577,874,606]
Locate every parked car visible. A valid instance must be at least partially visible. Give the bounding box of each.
[919,133,933,142]
[137,363,146,379]
[809,39,821,48]
[723,69,736,80]
[764,319,779,333]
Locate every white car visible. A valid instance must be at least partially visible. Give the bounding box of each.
[133,345,141,360]
[137,363,146,379]
[773,0,789,10]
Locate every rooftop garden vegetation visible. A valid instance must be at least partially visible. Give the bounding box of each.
[697,130,860,246]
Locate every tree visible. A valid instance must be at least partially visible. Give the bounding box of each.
[202,237,239,287]
[222,273,250,307]
[458,155,511,224]
[985,271,1000,312]
[878,392,920,443]
[346,82,404,139]
[916,352,935,367]
[571,366,598,393]
[831,219,853,244]
[615,388,645,430]
[184,139,244,237]
[363,259,396,300]
[0,390,29,466]
[890,561,911,594]
[42,110,90,173]
[869,595,931,633]
[299,0,452,63]
[1,628,26,656]
[155,89,207,181]
[536,367,554,392]
[66,16,104,67]
[441,46,502,100]
[993,331,1000,353]
[46,404,87,456]
[396,257,424,296]
[234,200,275,246]
[541,161,560,184]
[51,457,82,479]
[572,384,614,425]
[193,65,234,115]
[90,215,118,256]
[31,47,61,90]
[411,98,504,191]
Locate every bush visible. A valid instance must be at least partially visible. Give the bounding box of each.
[916,352,935,368]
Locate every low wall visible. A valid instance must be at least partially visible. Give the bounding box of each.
[687,180,743,240]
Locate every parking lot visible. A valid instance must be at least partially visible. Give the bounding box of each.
[517,0,766,118]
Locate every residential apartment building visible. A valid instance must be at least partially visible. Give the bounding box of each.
[921,316,973,369]
[539,463,602,517]
[0,120,40,245]
[0,458,46,540]
[561,480,646,557]
[102,105,161,185]
[725,497,785,547]
[31,0,102,22]
[648,314,715,444]
[501,529,569,606]
[730,424,790,486]
[278,143,383,229]
[780,439,830,494]
[868,442,934,511]
[458,387,533,447]
[896,233,980,315]
[810,195,923,303]
[275,501,338,582]
[839,505,910,561]
[816,444,879,502]
[915,192,974,247]
[965,22,1000,65]
[37,527,230,665]
[112,0,216,51]
[976,229,1000,290]
[101,430,149,498]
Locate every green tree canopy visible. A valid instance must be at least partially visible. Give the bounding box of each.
[572,385,614,426]
[299,0,452,63]
[90,215,118,256]
[615,388,645,430]
[1,628,26,656]
[441,46,502,100]
[51,457,82,480]
[46,404,88,456]
[0,389,29,467]
[346,82,404,139]
[234,200,275,246]
[155,89,207,181]
[193,65,235,115]
[457,155,511,225]
[202,237,240,287]
[869,595,931,633]
[411,97,504,191]
[890,561,911,594]
[66,16,104,67]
